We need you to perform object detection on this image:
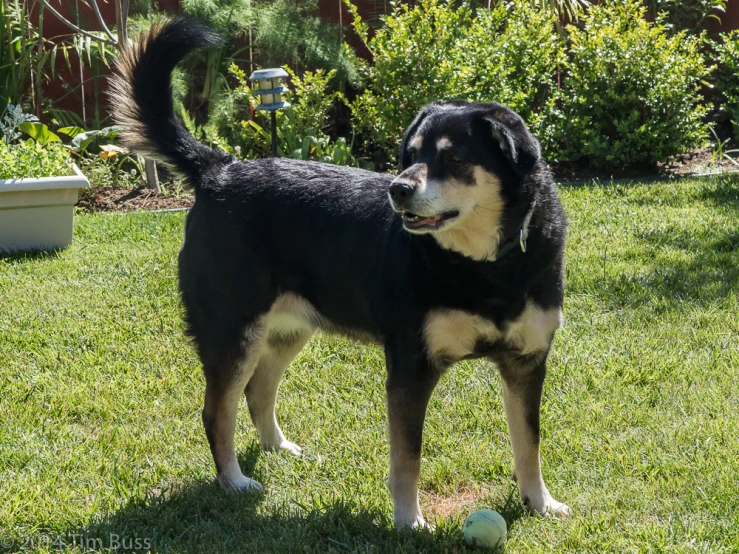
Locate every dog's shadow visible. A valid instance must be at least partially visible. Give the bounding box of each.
[56,443,526,553]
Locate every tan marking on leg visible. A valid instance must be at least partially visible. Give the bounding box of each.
[502,382,570,517]
[268,293,324,332]
[387,396,426,529]
[504,302,563,355]
[203,321,266,493]
[423,309,501,363]
[246,336,312,456]
[433,167,504,261]
[244,293,318,455]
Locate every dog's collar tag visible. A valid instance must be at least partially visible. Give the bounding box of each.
[518,204,534,254]
[495,204,534,260]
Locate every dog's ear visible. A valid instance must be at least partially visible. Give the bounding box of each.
[484,105,541,177]
[399,100,469,168]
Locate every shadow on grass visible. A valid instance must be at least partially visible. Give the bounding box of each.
[587,178,739,310]
[698,175,739,207]
[28,444,525,553]
[599,230,739,311]
[0,247,64,262]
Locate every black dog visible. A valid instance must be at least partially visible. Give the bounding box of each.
[110,19,570,528]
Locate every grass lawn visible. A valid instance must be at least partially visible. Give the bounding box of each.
[1,175,738,553]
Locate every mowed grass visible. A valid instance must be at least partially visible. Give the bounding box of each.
[1,175,739,553]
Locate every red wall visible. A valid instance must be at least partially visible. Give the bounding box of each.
[708,0,739,33]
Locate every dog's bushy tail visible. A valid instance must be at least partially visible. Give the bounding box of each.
[109,19,228,187]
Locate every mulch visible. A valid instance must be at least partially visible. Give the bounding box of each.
[76,148,739,214]
[76,186,194,213]
[551,147,739,183]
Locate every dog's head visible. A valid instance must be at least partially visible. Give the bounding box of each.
[388,101,541,260]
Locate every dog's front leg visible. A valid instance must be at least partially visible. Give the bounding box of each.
[498,356,570,517]
[385,343,440,529]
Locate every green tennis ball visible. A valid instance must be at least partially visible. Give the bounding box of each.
[463,509,507,550]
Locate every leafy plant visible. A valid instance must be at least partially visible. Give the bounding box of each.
[0,0,43,114]
[713,30,739,142]
[1,104,38,144]
[251,0,360,87]
[156,0,358,125]
[349,0,565,166]
[0,139,72,180]
[209,64,361,165]
[1,0,115,127]
[0,104,140,187]
[79,152,143,190]
[646,0,726,33]
[555,0,709,168]
[61,126,124,156]
[709,126,730,164]
[529,0,590,21]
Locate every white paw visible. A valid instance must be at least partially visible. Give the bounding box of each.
[547,499,572,517]
[395,513,431,530]
[277,440,302,457]
[524,492,571,517]
[262,439,303,456]
[219,473,263,494]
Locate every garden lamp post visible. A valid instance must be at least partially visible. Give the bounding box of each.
[249,68,290,158]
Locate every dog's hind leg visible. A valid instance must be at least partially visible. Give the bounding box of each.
[497,355,571,517]
[245,330,312,456]
[202,322,267,493]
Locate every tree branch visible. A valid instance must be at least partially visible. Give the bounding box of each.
[38,0,118,46]
[89,0,117,43]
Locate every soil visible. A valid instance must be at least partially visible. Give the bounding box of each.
[76,185,194,213]
[75,148,739,214]
[550,147,739,183]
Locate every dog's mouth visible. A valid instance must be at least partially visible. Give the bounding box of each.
[400,210,459,231]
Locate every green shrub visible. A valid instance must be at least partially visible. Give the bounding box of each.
[557,0,709,168]
[713,30,739,141]
[350,0,565,165]
[0,140,72,180]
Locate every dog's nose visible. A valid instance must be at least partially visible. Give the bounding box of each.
[389,181,415,202]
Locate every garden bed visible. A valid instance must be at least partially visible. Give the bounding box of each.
[76,185,194,213]
[551,147,739,184]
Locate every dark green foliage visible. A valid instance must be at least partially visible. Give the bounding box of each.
[646,0,726,33]
[556,0,709,168]
[252,0,360,87]
[177,0,359,85]
[350,0,564,165]
[179,0,253,42]
[713,30,739,141]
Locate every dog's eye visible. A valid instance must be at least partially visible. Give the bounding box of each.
[408,148,418,162]
[446,153,465,164]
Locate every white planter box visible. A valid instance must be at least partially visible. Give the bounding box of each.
[0,164,89,253]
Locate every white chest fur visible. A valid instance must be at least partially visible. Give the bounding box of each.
[423,301,563,363]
